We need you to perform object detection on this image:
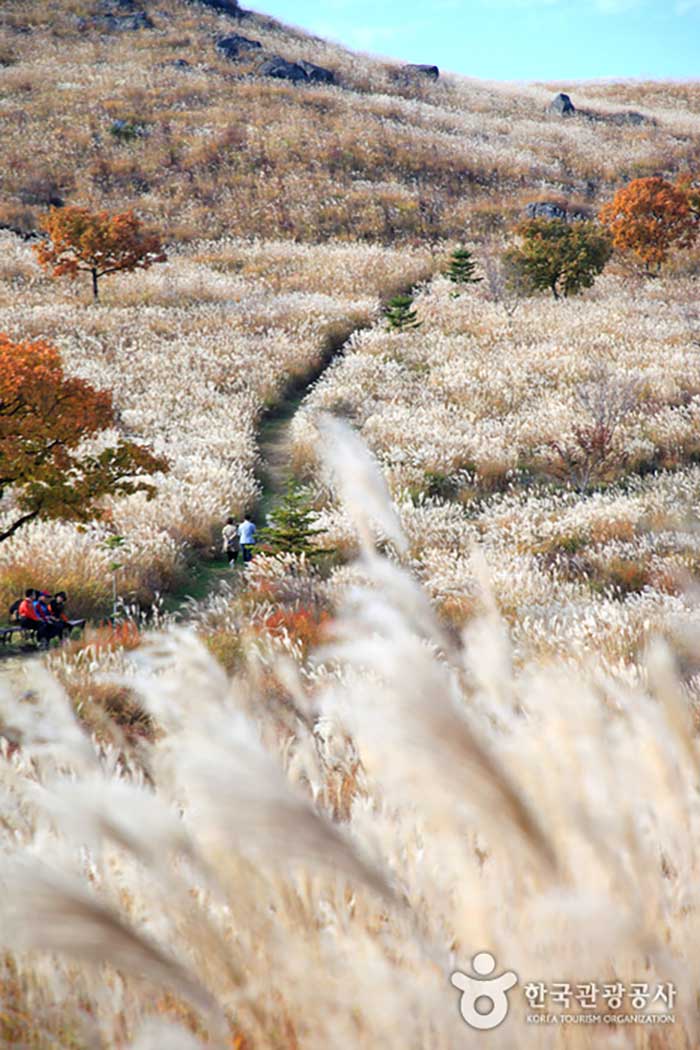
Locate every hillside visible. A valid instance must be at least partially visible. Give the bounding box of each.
[2,0,700,244]
[1,3,700,1049]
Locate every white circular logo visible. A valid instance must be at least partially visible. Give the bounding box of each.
[451,952,518,1030]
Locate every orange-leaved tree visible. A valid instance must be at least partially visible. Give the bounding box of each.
[0,335,168,543]
[34,205,167,301]
[599,176,698,274]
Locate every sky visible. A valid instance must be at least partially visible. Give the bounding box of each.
[254,0,700,81]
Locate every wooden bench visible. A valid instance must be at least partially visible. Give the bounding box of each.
[0,624,38,646]
[0,620,85,647]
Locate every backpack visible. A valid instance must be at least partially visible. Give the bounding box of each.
[8,599,21,622]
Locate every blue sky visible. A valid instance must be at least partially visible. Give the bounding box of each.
[255,0,700,81]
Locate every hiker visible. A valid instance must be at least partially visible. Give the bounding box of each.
[222,516,240,565]
[238,513,257,563]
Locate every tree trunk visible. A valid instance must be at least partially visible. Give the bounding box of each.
[92,269,99,302]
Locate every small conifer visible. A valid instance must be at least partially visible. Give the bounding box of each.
[260,482,330,558]
[445,246,482,292]
[385,294,421,331]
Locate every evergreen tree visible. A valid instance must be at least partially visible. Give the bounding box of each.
[260,482,330,558]
[385,294,421,332]
[445,246,482,290]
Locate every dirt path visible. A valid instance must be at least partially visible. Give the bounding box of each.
[161,319,366,613]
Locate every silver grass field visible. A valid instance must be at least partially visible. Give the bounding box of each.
[0,423,698,1048]
[1,3,700,1045]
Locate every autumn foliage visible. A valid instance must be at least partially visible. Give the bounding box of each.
[599,176,698,273]
[262,606,332,655]
[0,335,167,543]
[34,205,167,301]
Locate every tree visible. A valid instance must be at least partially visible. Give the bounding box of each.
[504,218,612,300]
[445,246,482,292]
[385,294,421,331]
[0,335,167,543]
[34,205,167,301]
[259,482,330,558]
[599,176,698,274]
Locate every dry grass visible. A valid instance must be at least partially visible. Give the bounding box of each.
[1,5,700,1045]
[1,0,698,243]
[0,234,433,613]
[1,426,700,1049]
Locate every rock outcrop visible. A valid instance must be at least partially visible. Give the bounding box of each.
[257,56,336,84]
[258,56,308,82]
[198,0,240,13]
[404,63,439,80]
[525,201,567,221]
[216,34,262,58]
[298,60,335,84]
[524,201,591,222]
[549,92,575,117]
[80,0,153,31]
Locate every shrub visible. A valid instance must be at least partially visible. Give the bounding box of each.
[504,218,612,299]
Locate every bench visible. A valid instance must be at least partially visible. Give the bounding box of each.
[0,620,85,647]
[0,624,38,646]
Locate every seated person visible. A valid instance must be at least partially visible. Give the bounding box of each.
[17,589,57,646]
[50,591,85,635]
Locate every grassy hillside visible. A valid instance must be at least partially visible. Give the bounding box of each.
[2,0,700,243]
[2,4,700,1049]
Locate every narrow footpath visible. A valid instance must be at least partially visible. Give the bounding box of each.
[167,318,369,611]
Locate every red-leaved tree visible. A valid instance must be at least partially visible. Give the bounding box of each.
[599,176,698,274]
[0,335,168,542]
[34,205,167,301]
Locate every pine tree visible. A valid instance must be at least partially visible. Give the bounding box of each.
[260,482,330,558]
[445,246,482,292]
[385,294,421,332]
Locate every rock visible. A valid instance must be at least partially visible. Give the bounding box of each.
[109,118,148,141]
[90,10,154,30]
[524,201,592,223]
[549,92,575,117]
[581,107,656,127]
[258,56,308,83]
[404,63,439,80]
[298,60,335,84]
[170,58,191,69]
[97,0,139,10]
[0,223,40,242]
[610,110,655,127]
[524,201,567,221]
[216,33,262,59]
[197,0,240,13]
